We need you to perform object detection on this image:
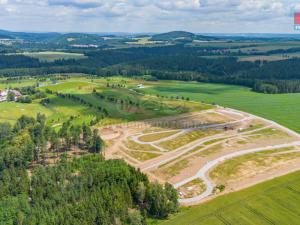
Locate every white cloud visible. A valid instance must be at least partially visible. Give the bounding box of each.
[154,0,201,11]
[0,0,298,33]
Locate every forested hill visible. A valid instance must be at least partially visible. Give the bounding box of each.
[0,115,178,224]
[150,31,219,42]
[1,44,300,93]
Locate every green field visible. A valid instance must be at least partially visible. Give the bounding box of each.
[239,52,300,62]
[21,51,87,62]
[138,81,300,133]
[39,79,208,125]
[0,102,52,123]
[3,77,300,133]
[191,41,300,55]
[0,77,210,127]
[154,170,300,225]
[0,78,39,89]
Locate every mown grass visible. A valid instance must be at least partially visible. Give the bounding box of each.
[45,94,98,126]
[0,102,52,123]
[153,170,300,225]
[39,81,95,94]
[138,80,300,133]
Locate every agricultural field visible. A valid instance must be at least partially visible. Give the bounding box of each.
[137,80,300,133]
[190,40,300,54]
[239,52,300,62]
[235,41,300,53]
[0,76,209,127]
[0,78,39,89]
[0,101,52,123]
[21,51,87,62]
[155,170,300,225]
[126,37,162,45]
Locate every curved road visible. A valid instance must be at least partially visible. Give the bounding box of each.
[175,141,300,203]
[175,107,300,203]
[127,89,300,203]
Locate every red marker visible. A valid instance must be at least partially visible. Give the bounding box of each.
[294,12,300,25]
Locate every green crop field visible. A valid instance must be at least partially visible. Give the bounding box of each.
[0,78,39,89]
[239,52,300,62]
[3,77,300,133]
[153,170,300,225]
[0,102,52,123]
[0,77,210,128]
[138,81,300,133]
[21,51,87,62]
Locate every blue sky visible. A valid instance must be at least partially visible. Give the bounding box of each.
[0,0,299,33]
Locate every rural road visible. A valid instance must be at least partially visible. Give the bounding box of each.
[133,115,253,152]
[127,89,300,203]
[174,107,300,203]
[175,141,300,203]
[139,116,264,171]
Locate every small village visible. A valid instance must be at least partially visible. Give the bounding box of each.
[0,89,22,102]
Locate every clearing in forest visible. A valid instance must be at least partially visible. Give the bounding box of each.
[103,107,300,204]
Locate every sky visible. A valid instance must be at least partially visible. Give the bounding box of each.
[0,0,300,33]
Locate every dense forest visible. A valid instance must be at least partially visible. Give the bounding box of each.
[1,44,300,93]
[0,115,178,224]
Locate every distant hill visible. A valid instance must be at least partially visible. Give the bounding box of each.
[48,33,105,45]
[0,34,13,39]
[0,29,60,41]
[150,31,219,42]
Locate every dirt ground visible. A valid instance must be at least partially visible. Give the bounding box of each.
[101,107,300,203]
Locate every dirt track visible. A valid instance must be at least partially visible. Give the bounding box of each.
[102,107,300,205]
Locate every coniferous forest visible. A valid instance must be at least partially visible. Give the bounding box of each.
[0,114,178,225]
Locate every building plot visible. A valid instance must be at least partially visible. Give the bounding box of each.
[102,107,300,204]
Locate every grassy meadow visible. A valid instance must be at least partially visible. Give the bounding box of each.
[0,77,210,127]
[2,77,300,133]
[0,78,38,89]
[153,170,300,225]
[22,51,87,62]
[0,102,52,123]
[138,81,300,133]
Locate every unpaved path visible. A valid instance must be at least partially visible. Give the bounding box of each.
[140,116,253,171]
[174,107,300,204]
[134,115,253,152]
[103,102,300,204]
[175,141,300,203]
